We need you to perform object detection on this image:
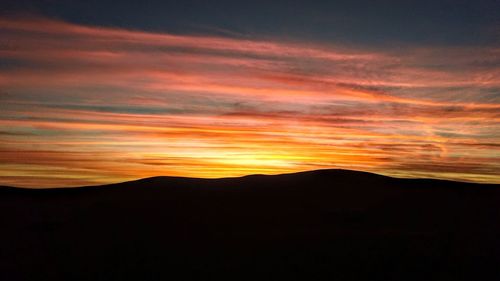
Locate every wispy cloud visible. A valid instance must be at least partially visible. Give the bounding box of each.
[0,16,499,187]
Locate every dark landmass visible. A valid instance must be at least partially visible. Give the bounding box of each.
[1,169,499,281]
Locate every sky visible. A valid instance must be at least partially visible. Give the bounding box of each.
[0,0,499,187]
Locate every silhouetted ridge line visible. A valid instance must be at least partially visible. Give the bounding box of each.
[1,168,495,190]
[1,168,499,281]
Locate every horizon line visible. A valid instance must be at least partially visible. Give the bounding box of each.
[2,168,498,190]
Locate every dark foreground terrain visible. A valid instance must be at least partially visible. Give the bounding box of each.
[1,169,499,281]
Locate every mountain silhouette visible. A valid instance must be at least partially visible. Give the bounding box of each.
[1,169,499,281]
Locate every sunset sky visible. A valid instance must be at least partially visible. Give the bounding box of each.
[1,0,499,187]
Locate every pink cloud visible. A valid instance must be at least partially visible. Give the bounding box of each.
[0,16,499,187]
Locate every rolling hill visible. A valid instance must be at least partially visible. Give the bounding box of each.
[1,169,499,281]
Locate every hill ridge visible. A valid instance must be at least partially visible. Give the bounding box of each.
[1,168,497,190]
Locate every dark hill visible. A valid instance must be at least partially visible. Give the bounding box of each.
[1,169,499,281]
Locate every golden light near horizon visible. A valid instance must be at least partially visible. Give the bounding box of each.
[0,16,499,187]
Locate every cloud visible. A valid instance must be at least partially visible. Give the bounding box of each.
[0,16,499,187]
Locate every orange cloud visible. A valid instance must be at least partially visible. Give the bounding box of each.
[0,16,499,187]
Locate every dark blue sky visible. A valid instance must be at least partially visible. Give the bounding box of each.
[2,0,499,47]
